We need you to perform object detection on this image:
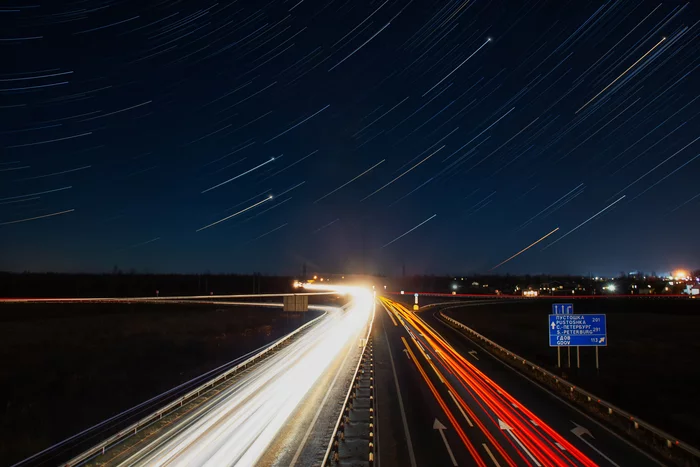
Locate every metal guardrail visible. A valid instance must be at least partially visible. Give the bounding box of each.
[62,310,328,467]
[438,311,700,462]
[322,302,376,466]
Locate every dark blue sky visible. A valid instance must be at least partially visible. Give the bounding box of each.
[1,0,698,276]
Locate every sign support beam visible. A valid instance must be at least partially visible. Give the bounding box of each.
[596,346,599,370]
[577,346,580,368]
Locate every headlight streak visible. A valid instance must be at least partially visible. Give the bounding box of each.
[122,290,372,467]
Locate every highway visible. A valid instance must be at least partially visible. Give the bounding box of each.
[75,288,373,467]
[374,296,662,467]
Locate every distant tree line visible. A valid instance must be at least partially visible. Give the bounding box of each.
[0,272,296,298]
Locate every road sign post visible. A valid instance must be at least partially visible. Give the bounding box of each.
[556,345,562,368]
[577,346,580,368]
[552,304,573,369]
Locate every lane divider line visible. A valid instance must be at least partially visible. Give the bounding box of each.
[448,390,474,427]
[482,443,502,467]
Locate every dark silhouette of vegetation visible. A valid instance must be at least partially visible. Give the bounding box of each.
[0,272,296,298]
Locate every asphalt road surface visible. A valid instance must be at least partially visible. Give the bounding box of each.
[374,296,663,467]
[92,294,372,467]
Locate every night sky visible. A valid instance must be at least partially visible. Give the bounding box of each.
[1,0,698,276]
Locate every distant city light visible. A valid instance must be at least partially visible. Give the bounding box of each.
[674,269,688,280]
[606,284,616,292]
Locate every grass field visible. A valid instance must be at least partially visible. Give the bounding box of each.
[0,301,318,465]
[444,298,700,448]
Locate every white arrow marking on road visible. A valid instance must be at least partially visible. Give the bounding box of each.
[403,348,411,360]
[468,350,479,360]
[448,390,473,427]
[499,419,541,466]
[571,422,620,467]
[551,322,556,330]
[434,418,458,466]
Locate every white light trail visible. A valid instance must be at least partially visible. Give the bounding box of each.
[361,147,443,201]
[248,223,288,243]
[121,286,373,467]
[542,196,626,250]
[314,159,385,203]
[382,214,437,248]
[629,153,700,202]
[576,37,666,114]
[313,218,339,233]
[0,185,72,202]
[6,132,92,149]
[490,227,560,270]
[608,135,700,201]
[17,165,92,181]
[201,157,278,193]
[116,237,161,253]
[0,209,75,226]
[196,196,272,232]
[423,38,491,97]
[264,105,330,144]
[516,183,584,231]
[261,149,318,180]
[273,180,305,198]
[328,22,391,72]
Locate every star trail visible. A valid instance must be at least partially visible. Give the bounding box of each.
[0,0,698,275]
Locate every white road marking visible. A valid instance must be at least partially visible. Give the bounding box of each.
[482,443,501,467]
[433,418,458,466]
[383,313,418,467]
[447,390,473,427]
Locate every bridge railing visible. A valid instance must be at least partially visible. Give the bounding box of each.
[61,309,328,466]
[438,310,700,463]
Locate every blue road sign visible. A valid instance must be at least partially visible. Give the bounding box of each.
[552,303,573,314]
[549,314,607,347]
